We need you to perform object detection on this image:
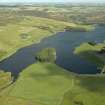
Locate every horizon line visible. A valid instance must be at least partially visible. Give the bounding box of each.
[0,1,105,4]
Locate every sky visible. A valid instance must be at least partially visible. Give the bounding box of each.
[0,0,105,3]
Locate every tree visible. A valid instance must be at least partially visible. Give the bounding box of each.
[35,48,56,63]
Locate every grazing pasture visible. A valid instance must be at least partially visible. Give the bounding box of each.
[1,63,105,105]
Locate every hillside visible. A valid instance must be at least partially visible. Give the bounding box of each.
[1,63,105,105]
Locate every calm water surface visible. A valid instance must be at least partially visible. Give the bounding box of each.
[0,26,105,77]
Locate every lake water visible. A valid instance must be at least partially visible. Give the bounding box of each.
[0,26,105,78]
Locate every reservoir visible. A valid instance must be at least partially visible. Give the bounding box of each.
[0,26,105,78]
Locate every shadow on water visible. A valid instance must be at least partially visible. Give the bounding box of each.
[0,26,105,80]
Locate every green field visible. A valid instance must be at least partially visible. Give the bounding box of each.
[8,63,74,105]
[1,63,105,105]
[60,74,105,105]
[0,16,67,61]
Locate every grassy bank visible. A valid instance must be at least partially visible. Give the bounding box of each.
[65,24,94,32]
[0,63,105,105]
[0,71,12,90]
[8,63,74,105]
[0,16,94,62]
[74,42,105,72]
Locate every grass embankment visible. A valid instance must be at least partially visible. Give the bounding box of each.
[0,70,43,105]
[0,16,94,61]
[0,71,12,90]
[0,16,66,61]
[8,63,74,105]
[1,63,105,105]
[65,24,94,32]
[74,42,105,72]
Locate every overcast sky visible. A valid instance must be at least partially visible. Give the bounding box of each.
[0,0,105,3]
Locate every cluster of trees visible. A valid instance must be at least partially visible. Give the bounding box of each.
[35,48,56,63]
[65,26,89,32]
[33,25,53,33]
[98,47,105,54]
[88,41,96,46]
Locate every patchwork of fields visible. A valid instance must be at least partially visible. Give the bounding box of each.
[0,4,105,105]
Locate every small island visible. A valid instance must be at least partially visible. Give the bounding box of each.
[35,48,56,62]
